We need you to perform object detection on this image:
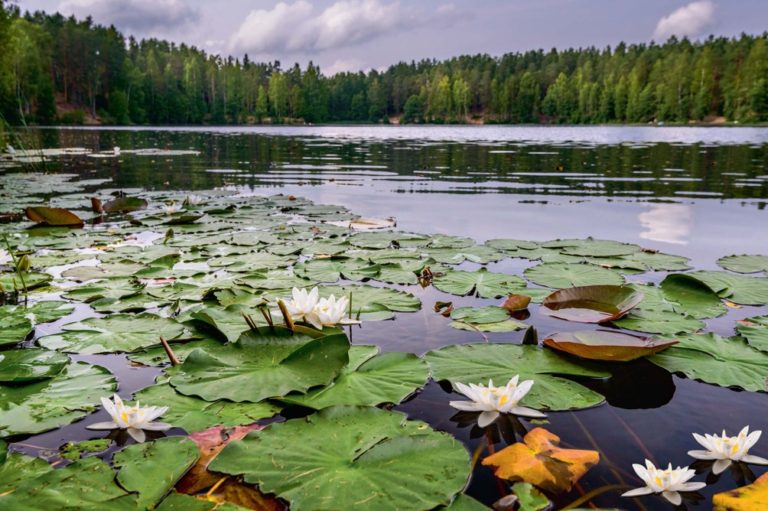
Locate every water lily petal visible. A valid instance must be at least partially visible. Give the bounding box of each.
[662,491,682,506]
[741,454,768,465]
[477,410,499,428]
[141,421,172,431]
[688,449,718,460]
[449,400,486,412]
[713,458,732,474]
[621,487,654,498]
[86,421,118,430]
[678,481,707,492]
[509,406,547,419]
[127,427,146,443]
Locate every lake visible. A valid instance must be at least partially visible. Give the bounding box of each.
[5,125,768,510]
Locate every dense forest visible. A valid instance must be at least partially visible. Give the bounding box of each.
[1,1,767,126]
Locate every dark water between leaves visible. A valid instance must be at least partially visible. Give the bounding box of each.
[10,125,768,510]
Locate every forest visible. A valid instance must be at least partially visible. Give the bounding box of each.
[1,0,767,126]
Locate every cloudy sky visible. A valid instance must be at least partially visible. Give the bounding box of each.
[17,0,768,74]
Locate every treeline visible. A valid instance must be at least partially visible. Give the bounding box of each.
[1,1,768,126]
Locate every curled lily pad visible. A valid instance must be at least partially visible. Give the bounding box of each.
[169,327,349,402]
[0,349,70,383]
[0,362,117,437]
[426,344,608,411]
[543,330,677,362]
[281,345,429,409]
[686,271,768,306]
[209,406,470,511]
[24,207,84,227]
[659,273,727,319]
[541,285,643,323]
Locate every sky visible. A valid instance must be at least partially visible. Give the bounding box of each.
[15,0,768,74]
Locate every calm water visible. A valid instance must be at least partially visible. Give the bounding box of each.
[10,125,768,510]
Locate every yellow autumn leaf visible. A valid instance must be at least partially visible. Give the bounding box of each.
[482,427,599,492]
[713,472,768,510]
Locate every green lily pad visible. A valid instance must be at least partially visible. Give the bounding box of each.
[281,346,429,409]
[736,316,768,353]
[0,271,52,291]
[659,273,727,319]
[128,339,225,367]
[209,406,470,511]
[613,309,705,336]
[686,271,768,305]
[440,494,490,510]
[0,349,69,383]
[0,362,117,437]
[433,268,529,298]
[114,437,200,509]
[169,327,349,402]
[0,457,135,509]
[37,313,189,354]
[558,239,641,257]
[0,452,52,493]
[426,245,505,265]
[524,263,624,288]
[59,439,112,460]
[450,320,528,332]
[349,231,430,249]
[485,239,540,252]
[294,257,380,283]
[717,254,768,274]
[426,344,608,411]
[451,306,511,324]
[132,383,280,432]
[186,304,257,343]
[618,251,691,272]
[649,333,768,392]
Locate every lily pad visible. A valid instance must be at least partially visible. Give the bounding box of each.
[132,384,280,432]
[0,301,74,348]
[114,437,200,509]
[613,309,705,336]
[717,254,768,274]
[102,197,148,214]
[686,271,768,306]
[0,271,52,291]
[451,306,511,324]
[0,349,69,383]
[317,284,421,320]
[209,406,470,511]
[659,273,727,319]
[37,313,189,354]
[169,327,349,402]
[433,268,529,299]
[25,207,84,227]
[281,345,429,409]
[426,344,608,411]
[649,333,768,392]
[543,330,677,362]
[524,263,624,288]
[294,257,379,283]
[540,285,643,323]
[736,316,768,353]
[0,362,117,437]
[0,452,52,493]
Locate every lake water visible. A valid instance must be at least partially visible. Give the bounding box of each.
[8,125,768,510]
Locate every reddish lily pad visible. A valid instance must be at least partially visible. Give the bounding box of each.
[540,285,644,323]
[543,330,678,362]
[24,207,84,227]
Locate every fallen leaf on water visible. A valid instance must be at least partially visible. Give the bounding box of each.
[501,294,531,312]
[713,471,768,510]
[482,427,599,493]
[24,207,84,227]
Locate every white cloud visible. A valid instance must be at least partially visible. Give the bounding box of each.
[230,0,460,55]
[638,204,692,245]
[654,1,716,41]
[324,58,367,75]
[58,0,199,33]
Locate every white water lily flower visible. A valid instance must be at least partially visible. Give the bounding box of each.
[622,459,706,506]
[688,426,768,474]
[305,294,360,330]
[0,249,11,266]
[449,376,546,427]
[163,202,181,215]
[185,194,203,205]
[285,287,320,322]
[87,394,171,443]
[113,146,120,155]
